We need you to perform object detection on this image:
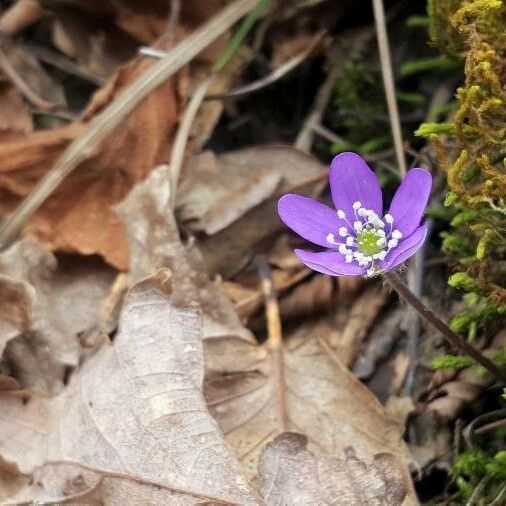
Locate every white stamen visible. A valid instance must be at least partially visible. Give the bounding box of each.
[353,221,363,232]
[338,245,348,254]
[352,201,362,210]
[384,213,394,224]
[338,227,348,237]
[337,209,346,219]
[377,229,385,237]
[366,267,375,276]
[376,238,386,247]
[358,208,368,216]
[326,233,336,244]
[345,254,353,263]
[391,229,403,239]
[346,236,355,246]
[387,239,398,249]
[378,251,387,260]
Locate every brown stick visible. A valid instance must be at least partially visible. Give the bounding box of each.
[383,271,506,383]
[255,257,288,432]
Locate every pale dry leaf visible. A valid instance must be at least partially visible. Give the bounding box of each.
[0,37,186,269]
[353,308,404,380]
[0,269,258,504]
[204,318,417,502]
[0,38,66,107]
[114,163,255,345]
[177,150,282,235]
[420,329,506,422]
[335,283,390,367]
[51,12,138,80]
[0,0,46,36]
[0,84,32,137]
[259,432,411,505]
[0,239,115,393]
[178,145,326,278]
[0,275,33,356]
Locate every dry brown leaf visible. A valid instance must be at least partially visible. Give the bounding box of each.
[177,150,283,235]
[0,38,186,269]
[204,317,416,501]
[114,163,255,345]
[0,270,258,504]
[51,8,139,80]
[0,0,46,36]
[420,329,506,422]
[114,162,415,500]
[0,275,32,355]
[353,308,404,380]
[0,84,32,137]
[259,432,412,505]
[177,145,325,278]
[0,38,66,108]
[333,283,390,367]
[0,239,115,393]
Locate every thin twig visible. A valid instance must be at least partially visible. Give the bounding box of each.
[205,31,325,100]
[165,0,181,38]
[295,27,374,152]
[0,44,57,111]
[168,76,214,209]
[371,0,406,176]
[28,44,105,86]
[465,476,490,506]
[490,485,506,506]
[384,271,506,383]
[255,256,287,432]
[310,122,345,145]
[0,0,258,251]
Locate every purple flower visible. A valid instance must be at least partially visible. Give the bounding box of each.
[277,152,432,277]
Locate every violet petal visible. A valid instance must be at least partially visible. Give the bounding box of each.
[387,168,432,236]
[379,224,428,270]
[278,194,348,248]
[329,152,382,218]
[294,248,367,276]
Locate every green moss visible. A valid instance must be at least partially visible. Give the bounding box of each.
[426,0,506,331]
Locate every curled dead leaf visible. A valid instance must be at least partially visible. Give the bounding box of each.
[0,270,257,503]
[0,37,186,269]
[204,318,416,501]
[420,329,506,422]
[259,432,412,505]
[0,239,115,393]
[177,145,326,278]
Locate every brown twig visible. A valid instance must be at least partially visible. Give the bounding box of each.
[255,256,287,432]
[28,44,105,86]
[0,0,258,252]
[205,31,325,100]
[384,271,506,383]
[371,0,406,175]
[294,27,375,152]
[168,76,214,209]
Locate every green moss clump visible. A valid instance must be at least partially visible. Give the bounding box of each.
[420,1,506,340]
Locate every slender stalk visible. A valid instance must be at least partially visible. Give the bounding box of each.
[371,0,406,176]
[383,271,506,383]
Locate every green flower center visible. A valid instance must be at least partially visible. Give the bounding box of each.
[357,228,383,256]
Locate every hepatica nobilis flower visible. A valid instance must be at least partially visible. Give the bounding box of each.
[278,152,432,277]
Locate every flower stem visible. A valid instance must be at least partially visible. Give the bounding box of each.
[383,271,506,384]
